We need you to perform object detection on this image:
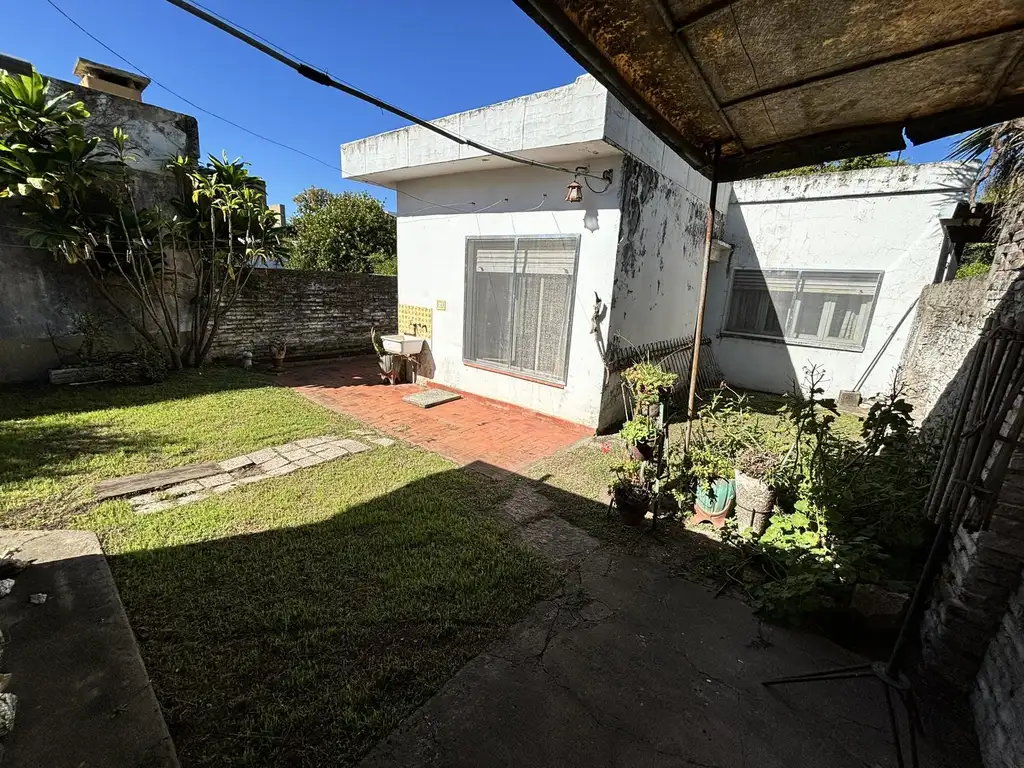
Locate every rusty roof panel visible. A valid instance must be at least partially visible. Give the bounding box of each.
[514,0,1024,180]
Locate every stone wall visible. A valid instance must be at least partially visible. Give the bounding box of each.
[898,275,990,424]
[973,577,1024,768]
[920,452,1024,690]
[209,269,397,363]
[915,201,1024,767]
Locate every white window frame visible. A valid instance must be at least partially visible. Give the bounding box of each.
[723,268,884,352]
[462,235,580,385]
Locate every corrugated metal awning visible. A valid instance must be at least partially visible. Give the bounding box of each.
[513,0,1024,181]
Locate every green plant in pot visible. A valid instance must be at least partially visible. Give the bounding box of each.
[610,459,654,526]
[620,415,659,460]
[370,327,398,384]
[685,445,736,529]
[622,360,678,418]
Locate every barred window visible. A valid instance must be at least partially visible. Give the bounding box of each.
[725,269,883,350]
[464,236,579,383]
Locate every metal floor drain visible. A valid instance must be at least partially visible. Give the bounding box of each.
[403,389,462,409]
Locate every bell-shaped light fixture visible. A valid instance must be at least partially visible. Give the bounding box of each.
[565,179,583,204]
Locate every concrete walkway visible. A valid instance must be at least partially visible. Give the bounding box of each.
[282,357,592,472]
[363,481,966,768]
[0,531,177,768]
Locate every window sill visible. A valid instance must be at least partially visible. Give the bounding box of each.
[719,332,865,353]
[462,360,567,389]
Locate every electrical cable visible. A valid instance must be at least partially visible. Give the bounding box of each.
[40,0,483,215]
[162,0,614,184]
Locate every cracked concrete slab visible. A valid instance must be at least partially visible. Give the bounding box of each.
[520,518,599,563]
[361,548,967,768]
[0,531,177,767]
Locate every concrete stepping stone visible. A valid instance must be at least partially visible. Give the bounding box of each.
[402,389,462,409]
[118,433,379,514]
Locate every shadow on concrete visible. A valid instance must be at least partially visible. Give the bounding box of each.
[10,456,979,767]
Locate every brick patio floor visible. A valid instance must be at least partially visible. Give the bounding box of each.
[281,356,592,472]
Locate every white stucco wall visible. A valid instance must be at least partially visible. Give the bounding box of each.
[393,160,623,427]
[708,163,972,398]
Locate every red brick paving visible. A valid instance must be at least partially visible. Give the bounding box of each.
[281,356,592,472]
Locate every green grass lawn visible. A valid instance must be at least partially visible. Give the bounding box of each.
[2,370,551,766]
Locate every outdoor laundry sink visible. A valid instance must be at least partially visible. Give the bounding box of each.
[381,334,424,355]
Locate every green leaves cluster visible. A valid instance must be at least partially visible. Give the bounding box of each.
[0,68,285,370]
[0,71,98,209]
[683,367,933,623]
[286,187,396,274]
[761,152,906,180]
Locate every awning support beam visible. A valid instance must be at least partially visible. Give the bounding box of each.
[684,142,721,453]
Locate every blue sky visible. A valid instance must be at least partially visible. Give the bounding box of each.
[6,0,963,212]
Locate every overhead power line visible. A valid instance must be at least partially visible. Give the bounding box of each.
[162,0,613,184]
[41,0,490,214]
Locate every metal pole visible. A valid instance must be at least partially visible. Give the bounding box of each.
[683,143,721,452]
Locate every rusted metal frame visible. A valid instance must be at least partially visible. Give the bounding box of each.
[988,36,1024,106]
[511,0,713,174]
[684,142,721,452]
[718,21,1024,110]
[649,0,745,151]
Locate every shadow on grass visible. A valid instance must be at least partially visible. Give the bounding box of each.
[0,368,275,422]
[63,458,732,768]
[0,420,168,491]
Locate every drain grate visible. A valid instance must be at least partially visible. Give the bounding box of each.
[402,389,462,409]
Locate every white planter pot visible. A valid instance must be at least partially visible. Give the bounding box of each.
[734,470,776,535]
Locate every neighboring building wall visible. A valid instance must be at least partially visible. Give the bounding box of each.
[898,276,990,423]
[210,270,397,362]
[708,164,970,398]
[0,77,198,383]
[973,576,1024,768]
[393,161,622,427]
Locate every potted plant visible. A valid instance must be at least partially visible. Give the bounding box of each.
[686,445,736,529]
[620,415,659,460]
[622,361,678,419]
[269,338,287,370]
[610,459,654,526]
[370,327,399,384]
[734,447,781,535]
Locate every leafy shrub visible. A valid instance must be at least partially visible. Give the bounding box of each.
[619,415,658,447]
[684,366,935,622]
[955,261,990,280]
[622,360,678,411]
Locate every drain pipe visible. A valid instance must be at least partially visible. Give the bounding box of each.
[684,143,721,452]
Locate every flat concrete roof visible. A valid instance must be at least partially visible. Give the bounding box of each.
[342,75,618,186]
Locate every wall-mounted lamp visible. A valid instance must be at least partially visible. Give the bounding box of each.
[565,179,583,204]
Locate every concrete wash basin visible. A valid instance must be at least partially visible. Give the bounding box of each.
[381,334,424,355]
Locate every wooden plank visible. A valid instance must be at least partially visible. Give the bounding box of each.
[93,462,223,501]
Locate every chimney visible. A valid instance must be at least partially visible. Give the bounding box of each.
[73,58,150,102]
[269,204,286,228]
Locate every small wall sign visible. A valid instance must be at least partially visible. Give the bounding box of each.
[436,299,447,311]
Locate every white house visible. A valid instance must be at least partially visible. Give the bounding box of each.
[341,75,970,430]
